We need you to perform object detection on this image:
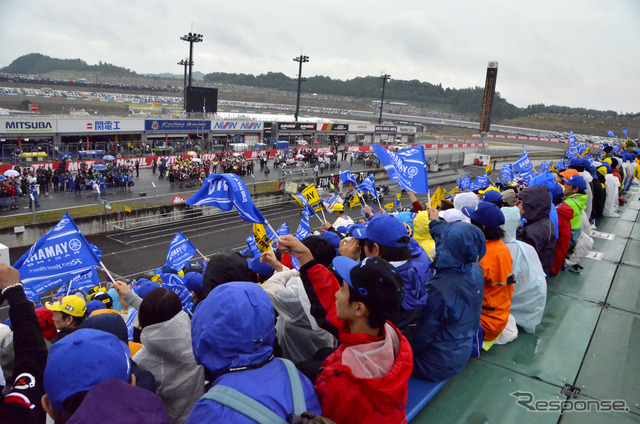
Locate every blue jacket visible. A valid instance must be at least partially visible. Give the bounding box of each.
[186,282,321,424]
[413,221,486,381]
[388,259,428,345]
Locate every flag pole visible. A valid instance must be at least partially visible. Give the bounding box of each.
[195,248,207,261]
[376,196,383,211]
[319,206,327,221]
[99,261,116,286]
[266,221,282,243]
[65,281,72,296]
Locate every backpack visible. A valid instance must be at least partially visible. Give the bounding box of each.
[201,358,335,424]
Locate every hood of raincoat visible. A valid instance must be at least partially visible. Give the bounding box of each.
[454,192,479,211]
[501,206,521,243]
[202,252,250,296]
[432,221,486,272]
[413,211,435,255]
[519,185,551,223]
[139,310,194,362]
[191,282,275,379]
[529,172,556,194]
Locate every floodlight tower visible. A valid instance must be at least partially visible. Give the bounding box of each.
[180,32,203,87]
[178,59,190,109]
[293,55,309,121]
[379,74,391,124]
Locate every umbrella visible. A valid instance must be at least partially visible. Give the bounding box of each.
[4,169,19,178]
[103,155,115,161]
[93,164,107,171]
[325,152,334,156]
[187,151,197,156]
[191,158,202,163]
[295,154,305,159]
[232,152,242,157]
[0,175,6,182]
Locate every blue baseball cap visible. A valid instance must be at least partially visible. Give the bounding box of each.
[331,256,404,311]
[569,157,583,167]
[349,214,409,248]
[132,279,158,299]
[44,329,131,412]
[248,255,275,278]
[321,231,341,250]
[85,300,107,315]
[482,189,502,204]
[562,175,587,191]
[462,200,505,229]
[184,272,204,292]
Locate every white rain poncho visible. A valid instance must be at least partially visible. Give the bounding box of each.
[263,268,337,364]
[565,211,594,266]
[603,174,621,217]
[501,207,547,333]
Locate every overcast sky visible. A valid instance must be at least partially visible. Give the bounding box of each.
[1,0,638,113]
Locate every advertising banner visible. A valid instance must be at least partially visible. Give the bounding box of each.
[145,120,211,132]
[0,118,57,134]
[57,119,144,133]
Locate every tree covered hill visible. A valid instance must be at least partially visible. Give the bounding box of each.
[1,53,137,77]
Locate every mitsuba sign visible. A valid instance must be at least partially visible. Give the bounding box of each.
[277,123,317,131]
[2,120,55,133]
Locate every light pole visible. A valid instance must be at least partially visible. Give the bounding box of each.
[180,32,203,87]
[293,55,309,121]
[379,74,390,125]
[178,59,190,110]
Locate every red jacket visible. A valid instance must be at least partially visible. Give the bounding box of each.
[301,262,413,424]
[551,203,574,275]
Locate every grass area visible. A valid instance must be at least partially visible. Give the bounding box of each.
[498,114,640,138]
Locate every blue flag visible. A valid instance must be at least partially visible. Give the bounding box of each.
[276,222,290,236]
[54,268,101,299]
[500,164,514,182]
[295,207,311,241]
[456,175,472,191]
[14,213,102,302]
[340,170,358,187]
[623,128,629,138]
[245,234,261,258]
[125,308,138,341]
[186,173,266,224]
[372,145,429,193]
[512,147,533,174]
[357,177,377,198]
[394,195,401,212]
[160,274,194,316]
[475,174,490,189]
[540,161,550,173]
[607,130,616,138]
[293,192,317,217]
[166,232,197,271]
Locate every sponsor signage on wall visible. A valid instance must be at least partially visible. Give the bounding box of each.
[318,123,348,131]
[277,122,317,131]
[375,125,397,133]
[1,118,56,134]
[211,121,263,132]
[57,119,144,133]
[348,124,375,133]
[145,120,211,131]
